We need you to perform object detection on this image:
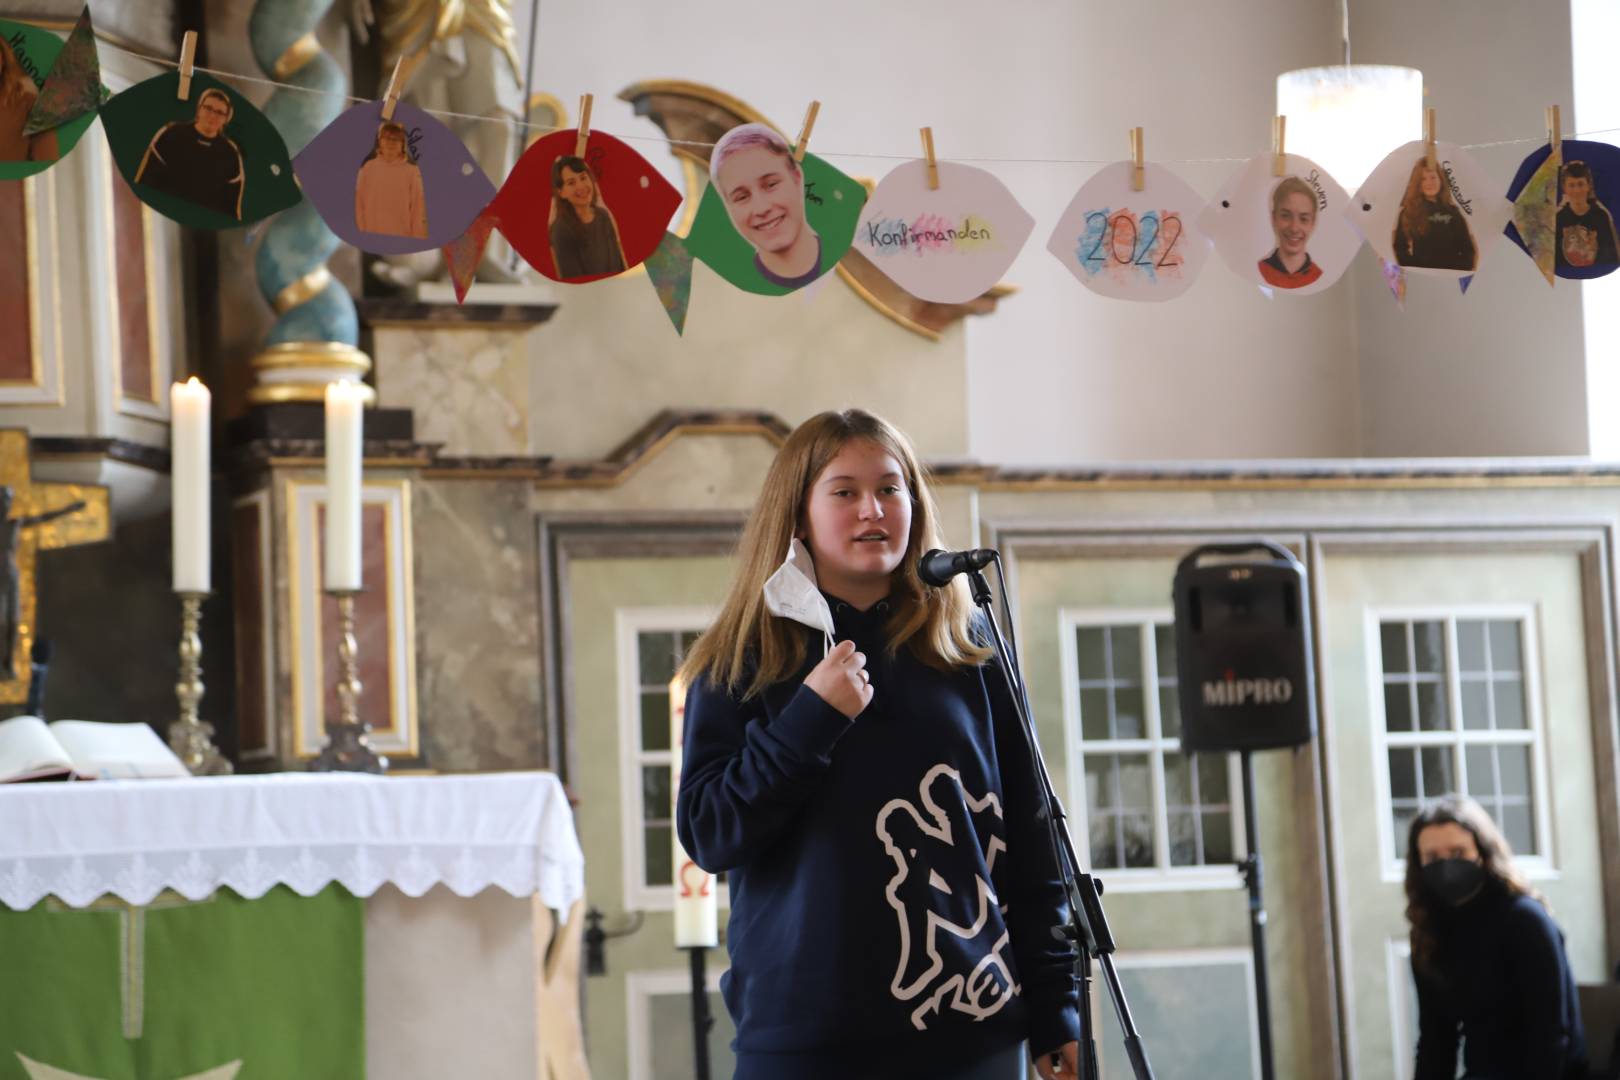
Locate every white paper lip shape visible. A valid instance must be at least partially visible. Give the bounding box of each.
[1047,162,1212,301]
[852,159,1034,304]
[1350,139,1512,278]
[1198,153,1362,296]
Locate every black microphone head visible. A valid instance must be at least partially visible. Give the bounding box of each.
[30,637,51,664]
[918,549,950,587]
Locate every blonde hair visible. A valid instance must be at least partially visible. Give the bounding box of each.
[679,409,989,700]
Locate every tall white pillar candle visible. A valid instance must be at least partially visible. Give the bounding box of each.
[170,377,210,593]
[324,380,364,592]
[670,673,718,947]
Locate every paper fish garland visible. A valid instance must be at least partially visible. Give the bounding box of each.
[687,122,867,297]
[1049,162,1212,301]
[853,159,1032,304]
[294,99,496,256]
[1199,154,1362,296]
[0,16,102,179]
[100,71,300,230]
[1351,140,1511,281]
[1505,138,1620,281]
[490,128,681,284]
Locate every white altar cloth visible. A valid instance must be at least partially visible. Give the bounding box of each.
[0,771,584,912]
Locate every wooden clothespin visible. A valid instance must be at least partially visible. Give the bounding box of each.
[176,31,197,101]
[1272,116,1287,177]
[574,93,593,158]
[1130,127,1145,192]
[1424,107,1438,169]
[381,55,413,122]
[793,101,820,164]
[921,127,939,190]
[1547,104,1562,155]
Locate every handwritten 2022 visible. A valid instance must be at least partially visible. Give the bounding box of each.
[1075,209,1185,280]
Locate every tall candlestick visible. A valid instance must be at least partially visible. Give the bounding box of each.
[324,380,364,592]
[170,378,210,593]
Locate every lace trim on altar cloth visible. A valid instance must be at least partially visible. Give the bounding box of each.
[0,843,581,911]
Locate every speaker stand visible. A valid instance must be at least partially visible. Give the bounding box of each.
[1239,748,1277,1080]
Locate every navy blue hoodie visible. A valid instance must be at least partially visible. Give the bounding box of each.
[677,596,1081,1078]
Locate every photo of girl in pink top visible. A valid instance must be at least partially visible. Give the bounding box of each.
[354,121,427,239]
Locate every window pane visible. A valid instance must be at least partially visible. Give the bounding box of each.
[1121,814,1154,868]
[1080,687,1111,742]
[1420,747,1454,798]
[1456,620,1487,673]
[1388,748,1418,800]
[1392,808,1416,854]
[1383,683,1413,733]
[1159,686,1182,739]
[638,631,677,686]
[1465,745,1497,801]
[643,764,672,820]
[1197,754,1231,806]
[1113,685,1145,740]
[1413,622,1445,674]
[1416,682,1450,732]
[1202,811,1234,863]
[1155,625,1178,681]
[1117,753,1152,814]
[1085,755,1121,811]
[1168,811,1199,866]
[1380,622,1410,673]
[1111,627,1143,683]
[679,629,703,656]
[1500,803,1534,855]
[1077,627,1107,682]
[1460,678,1490,731]
[1497,744,1531,798]
[1089,814,1120,869]
[1492,680,1526,731]
[1164,753,1192,808]
[644,824,672,886]
[641,691,672,751]
[1488,621,1523,673]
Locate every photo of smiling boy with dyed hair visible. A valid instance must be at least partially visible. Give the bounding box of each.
[711,122,826,291]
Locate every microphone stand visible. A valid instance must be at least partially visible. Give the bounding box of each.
[965,563,1154,1080]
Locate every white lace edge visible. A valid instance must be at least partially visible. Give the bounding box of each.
[0,844,585,911]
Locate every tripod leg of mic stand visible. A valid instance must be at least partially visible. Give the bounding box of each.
[1240,750,1276,1080]
[1077,947,1100,1080]
[689,946,712,1080]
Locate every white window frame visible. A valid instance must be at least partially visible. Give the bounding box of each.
[1060,607,1245,893]
[625,965,728,1080]
[1385,936,1418,1080]
[616,607,723,912]
[1365,604,1557,884]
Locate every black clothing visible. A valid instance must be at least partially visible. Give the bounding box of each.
[135,122,244,220]
[1394,197,1477,271]
[549,210,625,278]
[1413,883,1588,1080]
[1556,202,1620,270]
[679,598,1080,1078]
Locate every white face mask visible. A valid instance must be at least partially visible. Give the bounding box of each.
[762,537,836,656]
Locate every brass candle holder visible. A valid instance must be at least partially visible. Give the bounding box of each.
[170,591,232,776]
[310,590,387,774]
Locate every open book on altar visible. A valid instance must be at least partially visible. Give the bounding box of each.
[0,717,190,782]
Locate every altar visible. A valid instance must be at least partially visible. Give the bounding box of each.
[0,771,588,1080]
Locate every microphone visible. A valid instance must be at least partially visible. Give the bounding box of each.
[918,548,998,587]
[25,636,50,719]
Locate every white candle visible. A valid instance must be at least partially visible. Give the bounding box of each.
[670,674,718,948]
[170,377,210,593]
[324,380,364,592]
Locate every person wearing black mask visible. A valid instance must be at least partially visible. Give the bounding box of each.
[1406,795,1588,1079]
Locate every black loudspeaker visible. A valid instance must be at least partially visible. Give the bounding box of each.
[1172,541,1316,752]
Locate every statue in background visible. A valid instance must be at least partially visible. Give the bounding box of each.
[353,0,530,287]
[0,488,84,680]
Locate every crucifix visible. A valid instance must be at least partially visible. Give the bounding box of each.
[0,430,109,705]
